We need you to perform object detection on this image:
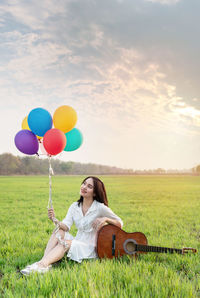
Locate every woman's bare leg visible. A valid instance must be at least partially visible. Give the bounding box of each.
[42,229,65,258]
[38,229,71,267]
[39,240,72,267]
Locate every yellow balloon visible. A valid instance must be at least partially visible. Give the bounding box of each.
[21,116,42,140]
[22,116,30,130]
[53,105,77,133]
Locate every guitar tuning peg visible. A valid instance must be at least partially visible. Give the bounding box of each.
[182,247,197,254]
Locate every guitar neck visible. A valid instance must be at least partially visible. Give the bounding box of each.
[136,244,183,254]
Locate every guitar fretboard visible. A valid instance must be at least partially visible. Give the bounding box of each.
[136,244,182,254]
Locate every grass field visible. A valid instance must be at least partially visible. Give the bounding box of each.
[0,175,200,297]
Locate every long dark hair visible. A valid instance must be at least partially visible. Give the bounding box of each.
[77,176,108,207]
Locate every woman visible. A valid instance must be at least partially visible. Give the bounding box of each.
[21,176,123,275]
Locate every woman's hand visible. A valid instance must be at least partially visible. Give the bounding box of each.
[92,217,107,231]
[48,208,55,221]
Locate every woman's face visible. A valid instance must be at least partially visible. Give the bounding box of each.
[80,177,95,199]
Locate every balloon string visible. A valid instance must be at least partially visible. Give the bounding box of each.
[47,156,59,231]
[47,155,54,209]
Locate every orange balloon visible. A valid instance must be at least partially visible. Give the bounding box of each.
[53,105,77,133]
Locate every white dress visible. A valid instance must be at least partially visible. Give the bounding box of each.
[62,200,123,263]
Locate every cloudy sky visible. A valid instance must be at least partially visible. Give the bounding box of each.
[0,0,200,170]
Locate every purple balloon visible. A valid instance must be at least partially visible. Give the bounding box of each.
[14,130,39,155]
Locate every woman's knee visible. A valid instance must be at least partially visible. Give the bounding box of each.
[55,228,65,238]
[57,240,72,253]
[53,229,65,243]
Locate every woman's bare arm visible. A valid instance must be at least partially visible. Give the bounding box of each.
[104,217,122,228]
[48,208,69,232]
[92,217,122,230]
[53,219,69,232]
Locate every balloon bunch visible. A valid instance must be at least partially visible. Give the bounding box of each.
[14,105,83,156]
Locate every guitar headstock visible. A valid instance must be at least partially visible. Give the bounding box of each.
[182,247,197,254]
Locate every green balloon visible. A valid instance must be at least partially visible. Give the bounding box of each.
[64,128,83,152]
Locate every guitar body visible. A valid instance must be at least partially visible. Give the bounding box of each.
[97,224,148,259]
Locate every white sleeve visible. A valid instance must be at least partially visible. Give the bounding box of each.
[99,204,123,228]
[62,203,74,230]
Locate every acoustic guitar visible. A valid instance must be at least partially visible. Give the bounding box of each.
[97,225,197,259]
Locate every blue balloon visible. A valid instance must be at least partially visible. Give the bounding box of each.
[64,128,83,152]
[28,108,52,137]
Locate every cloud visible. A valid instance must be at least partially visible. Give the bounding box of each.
[0,0,68,30]
[0,1,198,128]
[144,0,180,4]
[169,101,200,129]
[0,23,199,139]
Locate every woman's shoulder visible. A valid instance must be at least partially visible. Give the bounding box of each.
[68,201,79,210]
[70,201,79,207]
[95,201,109,210]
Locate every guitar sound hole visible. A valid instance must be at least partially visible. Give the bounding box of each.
[123,239,137,255]
[126,242,135,253]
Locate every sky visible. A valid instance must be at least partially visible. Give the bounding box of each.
[0,0,200,170]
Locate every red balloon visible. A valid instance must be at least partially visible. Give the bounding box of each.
[43,128,66,155]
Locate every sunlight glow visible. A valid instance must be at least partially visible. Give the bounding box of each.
[177,106,200,118]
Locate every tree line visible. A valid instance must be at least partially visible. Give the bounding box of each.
[0,153,134,175]
[0,153,198,175]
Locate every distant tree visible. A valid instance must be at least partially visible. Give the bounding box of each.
[153,168,166,174]
[0,153,21,175]
[60,162,73,174]
[195,165,200,174]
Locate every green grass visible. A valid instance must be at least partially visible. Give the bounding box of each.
[0,175,200,297]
